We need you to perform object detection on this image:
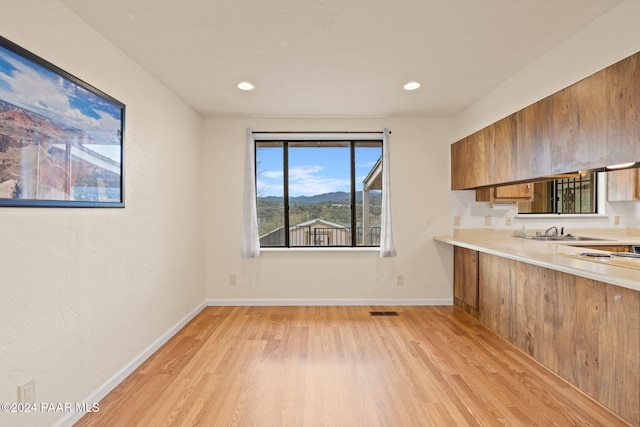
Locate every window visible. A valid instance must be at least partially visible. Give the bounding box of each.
[517,172,598,214]
[255,138,383,247]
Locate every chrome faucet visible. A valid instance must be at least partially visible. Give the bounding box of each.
[544,226,559,236]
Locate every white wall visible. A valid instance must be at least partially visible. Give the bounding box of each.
[204,118,453,303]
[0,2,206,426]
[451,0,640,230]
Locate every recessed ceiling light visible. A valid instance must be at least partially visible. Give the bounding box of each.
[237,82,254,91]
[403,81,421,91]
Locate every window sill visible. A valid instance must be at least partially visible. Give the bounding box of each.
[261,247,380,253]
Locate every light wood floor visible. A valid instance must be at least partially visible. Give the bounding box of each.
[76,306,629,426]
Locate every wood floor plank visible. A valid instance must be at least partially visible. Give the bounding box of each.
[75,306,630,427]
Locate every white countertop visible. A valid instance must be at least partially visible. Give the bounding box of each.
[434,228,640,292]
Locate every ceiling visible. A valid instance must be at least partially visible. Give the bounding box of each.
[60,0,621,118]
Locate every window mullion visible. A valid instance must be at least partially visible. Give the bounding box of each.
[284,141,290,247]
[350,141,356,247]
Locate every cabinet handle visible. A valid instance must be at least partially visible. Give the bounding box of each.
[526,184,531,194]
[471,253,476,262]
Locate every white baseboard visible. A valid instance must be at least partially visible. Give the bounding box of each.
[54,301,207,427]
[207,298,453,306]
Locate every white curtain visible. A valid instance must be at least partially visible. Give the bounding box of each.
[380,128,397,257]
[241,128,260,258]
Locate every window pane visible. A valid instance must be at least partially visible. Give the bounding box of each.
[556,175,596,213]
[256,142,285,247]
[288,144,351,246]
[356,142,382,246]
[517,172,597,214]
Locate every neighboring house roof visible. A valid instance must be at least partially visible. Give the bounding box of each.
[259,226,284,240]
[291,218,346,229]
[363,156,382,191]
[259,218,347,240]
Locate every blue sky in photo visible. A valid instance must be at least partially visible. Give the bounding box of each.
[0,44,122,146]
[257,145,382,197]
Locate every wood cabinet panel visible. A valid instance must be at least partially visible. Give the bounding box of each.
[575,70,608,170]
[607,168,640,201]
[564,71,608,173]
[453,247,479,312]
[551,86,580,173]
[511,261,546,358]
[552,72,608,173]
[475,183,532,204]
[478,254,512,340]
[476,252,640,426]
[451,137,477,190]
[607,52,640,165]
[598,283,640,421]
[451,116,515,190]
[493,183,532,199]
[450,138,464,190]
[515,96,553,181]
[492,114,517,183]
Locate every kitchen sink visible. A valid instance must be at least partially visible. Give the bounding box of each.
[516,235,614,242]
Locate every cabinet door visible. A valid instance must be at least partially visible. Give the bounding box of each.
[451,137,476,190]
[454,247,479,310]
[551,86,579,173]
[552,72,607,173]
[516,96,553,180]
[450,137,466,190]
[607,53,640,166]
[451,130,492,190]
[476,183,533,203]
[492,114,517,183]
[575,70,608,170]
[607,168,639,201]
[494,183,532,199]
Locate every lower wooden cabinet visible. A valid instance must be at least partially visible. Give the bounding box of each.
[476,252,640,426]
[453,246,479,314]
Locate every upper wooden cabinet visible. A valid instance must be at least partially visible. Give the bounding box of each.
[475,183,533,204]
[516,96,553,181]
[607,168,640,201]
[551,71,608,173]
[492,114,517,183]
[451,50,640,190]
[607,53,640,165]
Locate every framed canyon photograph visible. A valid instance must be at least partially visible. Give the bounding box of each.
[0,35,125,207]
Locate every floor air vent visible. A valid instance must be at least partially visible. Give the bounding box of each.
[369,311,399,316]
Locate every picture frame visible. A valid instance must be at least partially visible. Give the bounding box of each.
[0,35,125,207]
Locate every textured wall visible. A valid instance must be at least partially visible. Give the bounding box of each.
[0,2,206,426]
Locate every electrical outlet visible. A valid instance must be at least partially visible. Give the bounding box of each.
[229,275,237,285]
[396,275,404,286]
[18,379,36,404]
[505,216,512,226]
[453,216,461,227]
[485,216,492,226]
[425,216,431,226]
[614,215,620,226]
